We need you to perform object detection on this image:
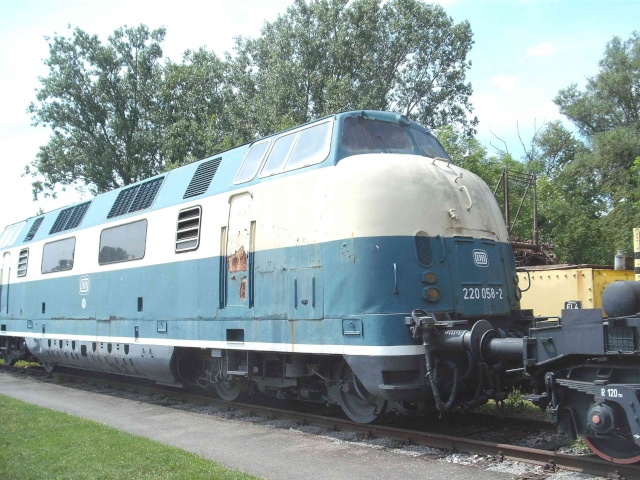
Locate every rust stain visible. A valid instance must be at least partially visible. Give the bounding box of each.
[227,246,248,272]
[239,277,247,301]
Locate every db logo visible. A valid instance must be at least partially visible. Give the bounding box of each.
[79,275,90,295]
[473,249,489,267]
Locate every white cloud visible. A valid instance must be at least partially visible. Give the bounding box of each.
[472,87,562,156]
[0,0,293,229]
[489,75,520,93]
[526,42,555,57]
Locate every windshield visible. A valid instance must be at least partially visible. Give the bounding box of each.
[341,116,450,160]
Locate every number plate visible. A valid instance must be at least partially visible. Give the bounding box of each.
[564,300,582,309]
[601,387,624,399]
[462,286,504,301]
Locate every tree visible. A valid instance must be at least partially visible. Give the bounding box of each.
[27,25,167,199]
[27,2,478,198]
[531,124,606,263]
[555,32,640,138]
[158,48,230,168]
[229,0,477,137]
[530,32,640,263]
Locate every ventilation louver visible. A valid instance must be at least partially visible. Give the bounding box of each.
[23,217,44,242]
[184,158,221,199]
[17,248,29,277]
[175,206,202,252]
[107,177,164,219]
[49,202,91,234]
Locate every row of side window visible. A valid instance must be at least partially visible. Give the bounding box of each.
[16,206,202,278]
[234,119,333,184]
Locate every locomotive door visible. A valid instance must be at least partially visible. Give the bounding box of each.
[224,192,254,308]
[1,252,10,313]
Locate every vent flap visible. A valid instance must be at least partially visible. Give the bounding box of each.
[184,158,221,199]
[49,202,91,234]
[24,217,44,242]
[175,206,201,252]
[107,177,164,219]
[17,248,28,277]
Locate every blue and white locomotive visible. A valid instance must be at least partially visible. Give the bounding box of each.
[0,111,518,419]
[6,110,640,462]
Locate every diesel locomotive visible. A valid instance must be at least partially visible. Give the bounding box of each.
[2,110,640,463]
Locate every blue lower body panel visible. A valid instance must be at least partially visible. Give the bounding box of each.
[1,235,518,353]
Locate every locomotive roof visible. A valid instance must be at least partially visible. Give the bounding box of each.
[0,110,442,249]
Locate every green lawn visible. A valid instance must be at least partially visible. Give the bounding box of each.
[0,394,262,480]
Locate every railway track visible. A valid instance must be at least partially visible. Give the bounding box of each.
[2,364,637,479]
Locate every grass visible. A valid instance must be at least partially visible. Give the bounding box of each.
[0,395,262,480]
[567,437,591,454]
[477,388,545,419]
[0,358,40,367]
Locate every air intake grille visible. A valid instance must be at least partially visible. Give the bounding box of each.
[49,201,91,234]
[23,217,44,242]
[107,187,138,218]
[107,177,164,219]
[184,158,221,199]
[175,206,202,252]
[65,202,91,229]
[130,177,164,212]
[17,248,28,277]
[605,325,636,353]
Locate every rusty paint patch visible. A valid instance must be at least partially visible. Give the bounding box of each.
[227,246,248,272]
[239,277,247,301]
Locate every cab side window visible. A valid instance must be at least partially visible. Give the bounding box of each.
[98,220,147,265]
[42,238,76,274]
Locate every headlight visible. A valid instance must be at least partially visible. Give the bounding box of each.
[422,287,440,302]
[421,271,437,284]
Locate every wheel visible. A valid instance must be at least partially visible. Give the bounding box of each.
[215,376,243,401]
[43,362,54,373]
[583,436,640,464]
[212,357,245,402]
[3,351,17,366]
[335,361,387,424]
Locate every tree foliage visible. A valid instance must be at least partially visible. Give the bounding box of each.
[531,32,640,263]
[27,25,167,198]
[158,48,229,169]
[25,8,640,268]
[555,32,640,137]
[230,0,476,137]
[28,2,477,198]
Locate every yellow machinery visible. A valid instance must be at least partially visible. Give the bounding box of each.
[517,227,640,317]
[518,266,635,317]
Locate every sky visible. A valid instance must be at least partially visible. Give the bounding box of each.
[0,0,638,230]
